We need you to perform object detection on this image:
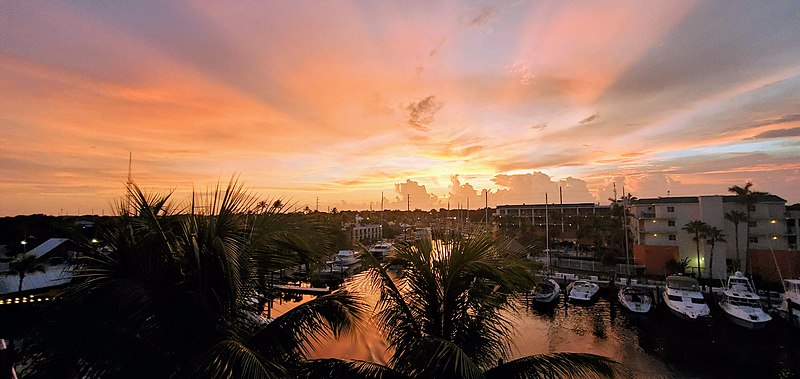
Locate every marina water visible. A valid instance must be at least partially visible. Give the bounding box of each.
[271,289,800,378]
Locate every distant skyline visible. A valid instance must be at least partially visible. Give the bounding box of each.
[1,1,799,216]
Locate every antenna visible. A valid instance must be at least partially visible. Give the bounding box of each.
[126,152,133,215]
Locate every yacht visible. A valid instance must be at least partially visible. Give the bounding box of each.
[532,278,561,304]
[662,275,710,320]
[331,250,360,266]
[567,280,599,302]
[719,272,771,329]
[617,286,653,313]
[779,278,800,328]
[368,242,393,260]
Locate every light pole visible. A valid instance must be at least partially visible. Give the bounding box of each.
[20,240,27,254]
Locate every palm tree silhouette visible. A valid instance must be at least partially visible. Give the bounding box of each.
[22,179,363,378]
[683,220,708,278]
[303,233,620,378]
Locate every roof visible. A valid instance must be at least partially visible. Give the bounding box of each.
[634,194,786,205]
[0,264,73,295]
[28,238,71,259]
[497,203,606,209]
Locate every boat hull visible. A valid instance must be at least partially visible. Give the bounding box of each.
[722,310,769,330]
[532,279,560,304]
[618,288,652,313]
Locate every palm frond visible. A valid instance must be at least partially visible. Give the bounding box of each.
[251,290,365,359]
[188,339,287,379]
[391,336,485,379]
[483,352,624,379]
[300,358,410,379]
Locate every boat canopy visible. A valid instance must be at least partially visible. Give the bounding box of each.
[666,276,699,291]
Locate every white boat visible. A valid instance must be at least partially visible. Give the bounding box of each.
[662,275,710,320]
[719,272,771,329]
[532,279,561,303]
[368,243,393,259]
[332,250,360,266]
[617,286,652,313]
[567,280,599,301]
[779,279,800,328]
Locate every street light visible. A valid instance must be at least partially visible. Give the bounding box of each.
[20,240,27,253]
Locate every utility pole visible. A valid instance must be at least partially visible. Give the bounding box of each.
[560,186,565,234]
[407,194,410,212]
[545,193,550,270]
[485,190,488,229]
[316,197,319,212]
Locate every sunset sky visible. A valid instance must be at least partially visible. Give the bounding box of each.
[2,1,799,216]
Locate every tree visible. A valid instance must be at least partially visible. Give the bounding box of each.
[724,210,747,269]
[5,253,46,293]
[22,179,364,378]
[728,182,768,265]
[703,226,726,279]
[683,220,708,279]
[302,233,620,378]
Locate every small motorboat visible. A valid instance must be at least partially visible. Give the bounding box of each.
[718,272,771,329]
[567,280,599,302]
[662,275,710,320]
[780,278,800,328]
[532,278,561,304]
[617,286,653,313]
[368,242,393,259]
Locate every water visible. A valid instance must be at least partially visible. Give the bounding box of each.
[269,288,800,378]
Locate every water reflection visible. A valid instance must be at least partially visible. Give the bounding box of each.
[268,287,800,378]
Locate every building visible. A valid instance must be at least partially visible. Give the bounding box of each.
[788,204,800,251]
[495,203,612,242]
[630,195,793,280]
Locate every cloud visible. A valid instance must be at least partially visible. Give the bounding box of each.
[405,96,444,132]
[466,6,493,27]
[530,123,547,131]
[751,114,800,128]
[579,113,599,124]
[490,172,595,205]
[748,127,800,140]
[392,179,440,210]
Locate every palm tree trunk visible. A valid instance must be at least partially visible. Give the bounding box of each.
[708,242,714,279]
[695,233,701,279]
[17,275,23,293]
[734,223,740,266]
[744,210,751,272]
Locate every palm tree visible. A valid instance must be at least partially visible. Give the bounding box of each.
[302,233,620,378]
[703,226,726,280]
[724,210,747,270]
[5,253,46,293]
[728,182,768,262]
[683,220,708,279]
[22,179,364,379]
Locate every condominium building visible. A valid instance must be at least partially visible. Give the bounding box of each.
[630,195,790,279]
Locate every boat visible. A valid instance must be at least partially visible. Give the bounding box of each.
[617,286,652,313]
[662,275,710,320]
[368,242,393,260]
[567,280,599,301]
[331,250,360,266]
[718,272,771,329]
[532,279,561,304]
[779,278,800,328]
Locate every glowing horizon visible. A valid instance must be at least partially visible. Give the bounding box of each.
[1,1,799,216]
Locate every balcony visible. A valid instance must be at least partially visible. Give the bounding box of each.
[639,212,656,219]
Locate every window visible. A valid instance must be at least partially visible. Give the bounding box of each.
[668,220,675,226]
[669,234,676,241]
[667,206,675,212]
[788,219,796,227]
[691,298,706,304]
[748,221,757,228]
[749,237,759,244]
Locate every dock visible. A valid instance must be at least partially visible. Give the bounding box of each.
[272,284,331,295]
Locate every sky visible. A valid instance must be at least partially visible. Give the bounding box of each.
[1,0,799,216]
